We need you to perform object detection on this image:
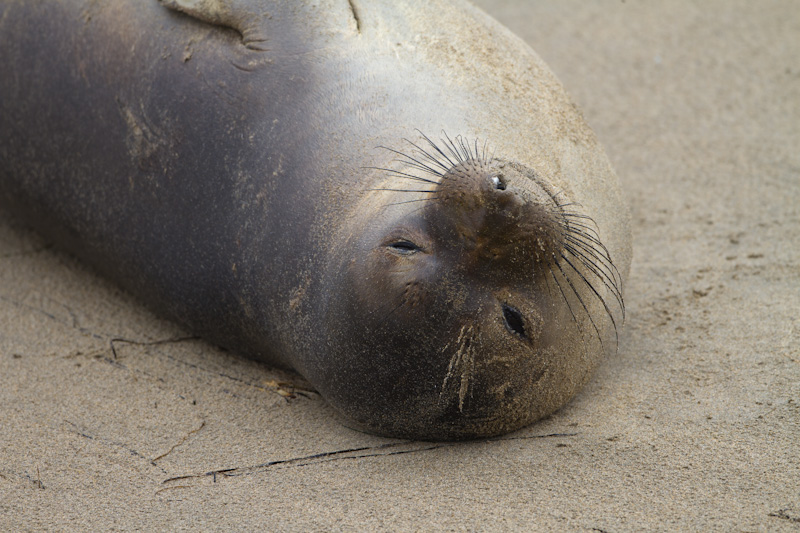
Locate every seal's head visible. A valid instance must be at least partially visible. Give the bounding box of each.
[316,134,624,440]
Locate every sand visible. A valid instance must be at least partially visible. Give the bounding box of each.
[1,1,798,530]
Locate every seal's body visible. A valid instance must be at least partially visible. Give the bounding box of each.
[0,0,631,440]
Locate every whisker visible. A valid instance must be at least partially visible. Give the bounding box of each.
[402,138,454,172]
[362,167,439,185]
[383,197,438,207]
[416,130,457,169]
[563,220,603,242]
[441,131,466,163]
[547,266,591,354]
[563,232,619,277]
[563,233,624,295]
[375,296,407,328]
[552,258,606,351]
[564,229,624,287]
[561,212,599,224]
[563,244,625,324]
[563,239,623,307]
[377,146,447,179]
[368,188,437,194]
[461,138,472,161]
[558,253,619,348]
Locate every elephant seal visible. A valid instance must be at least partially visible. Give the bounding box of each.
[0,0,631,440]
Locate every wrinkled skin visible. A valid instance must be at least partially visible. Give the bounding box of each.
[0,0,631,439]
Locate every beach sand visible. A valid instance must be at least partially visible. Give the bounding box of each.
[1,1,798,530]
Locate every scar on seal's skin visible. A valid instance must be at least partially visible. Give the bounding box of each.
[440,324,477,412]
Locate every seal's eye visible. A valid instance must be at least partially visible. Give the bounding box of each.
[491,175,506,191]
[388,240,421,255]
[502,304,526,338]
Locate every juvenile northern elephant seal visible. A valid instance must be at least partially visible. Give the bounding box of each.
[0,0,631,440]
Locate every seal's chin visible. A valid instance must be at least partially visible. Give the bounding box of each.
[310,154,584,440]
[318,259,560,439]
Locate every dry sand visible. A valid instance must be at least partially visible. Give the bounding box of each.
[1,1,798,530]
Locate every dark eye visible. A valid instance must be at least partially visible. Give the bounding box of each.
[502,304,526,338]
[388,240,421,255]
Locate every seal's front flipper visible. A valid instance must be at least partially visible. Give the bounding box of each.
[158,0,268,51]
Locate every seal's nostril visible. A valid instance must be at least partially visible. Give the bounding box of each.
[491,175,506,191]
[502,304,526,338]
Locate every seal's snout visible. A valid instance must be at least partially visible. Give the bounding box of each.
[425,157,564,281]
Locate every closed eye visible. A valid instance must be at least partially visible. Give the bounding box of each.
[388,240,422,255]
